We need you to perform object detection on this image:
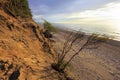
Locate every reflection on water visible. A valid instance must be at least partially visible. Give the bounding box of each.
[54,23,120,41]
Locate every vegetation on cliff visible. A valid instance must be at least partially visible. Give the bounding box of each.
[42,19,57,38]
[0,0,32,18]
[43,19,57,32]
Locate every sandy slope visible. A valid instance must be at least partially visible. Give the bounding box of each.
[0,10,63,80]
[52,28,120,80]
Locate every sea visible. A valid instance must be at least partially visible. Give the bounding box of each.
[53,23,120,41]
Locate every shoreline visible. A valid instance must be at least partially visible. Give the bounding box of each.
[55,27,120,47]
[107,39,120,47]
[53,23,120,42]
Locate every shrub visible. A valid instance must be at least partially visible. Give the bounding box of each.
[97,34,109,42]
[52,32,108,73]
[43,19,57,32]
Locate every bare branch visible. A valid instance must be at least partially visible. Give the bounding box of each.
[53,31,108,72]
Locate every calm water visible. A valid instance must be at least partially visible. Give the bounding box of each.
[53,23,120,41]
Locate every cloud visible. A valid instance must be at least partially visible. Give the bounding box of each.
[28,0,120,23]
[49,2,120,26]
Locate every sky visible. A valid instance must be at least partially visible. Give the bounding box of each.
[28,0,120,26]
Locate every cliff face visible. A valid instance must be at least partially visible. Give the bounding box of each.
[0,0,55,80]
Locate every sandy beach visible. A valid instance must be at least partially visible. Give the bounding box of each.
[52,28,120,80]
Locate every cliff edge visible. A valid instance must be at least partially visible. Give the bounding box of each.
[0,0,58,80]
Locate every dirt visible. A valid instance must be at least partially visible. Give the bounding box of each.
[0,8,65,80]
